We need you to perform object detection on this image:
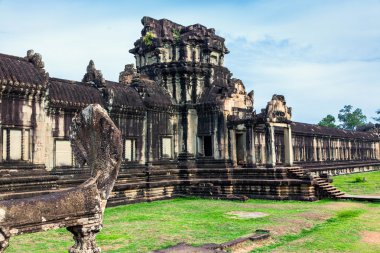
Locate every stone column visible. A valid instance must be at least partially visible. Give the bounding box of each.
[348,141,351,160]
[229,128,237,167]
[284,126,294,166]
[140,113,147,164]
[312,137,317,161]
[318,139,323,161]
[241,131,247,164]
[246,124,256,167]
[213,111,219,159]
[187,108,197,157]
[260,133,266,164]
[6,129,10,161]
[67,224,102,253]
[328,138,332,160]
[266,124,276,167]
[0,128,3,163]
[147,111,153,164]
[0,228,10,252]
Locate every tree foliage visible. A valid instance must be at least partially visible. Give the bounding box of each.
[318,114,337,128]
[337,105,367,130]
[373,109,380,123]
[318,105,367,130]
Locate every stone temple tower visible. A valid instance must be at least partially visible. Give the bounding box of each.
[130,16,253,166]
[129,16,229,103]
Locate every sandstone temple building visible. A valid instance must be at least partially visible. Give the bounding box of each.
[0,17,379,204]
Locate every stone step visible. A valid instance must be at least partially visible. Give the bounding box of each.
[326,189,341,194]
[320,186,335,190]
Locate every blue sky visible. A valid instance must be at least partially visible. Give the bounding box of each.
[1,0,380,124]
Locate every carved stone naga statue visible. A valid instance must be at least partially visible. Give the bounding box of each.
[0,104,122,253]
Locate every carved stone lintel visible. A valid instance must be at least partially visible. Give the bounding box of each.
[67,224,102,253]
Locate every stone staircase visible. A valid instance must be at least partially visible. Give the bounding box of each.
[287,167,346,199]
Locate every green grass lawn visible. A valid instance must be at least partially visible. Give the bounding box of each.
[6,198,380,253]
[332,170,380,195]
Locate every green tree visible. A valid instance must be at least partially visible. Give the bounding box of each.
[373,109,380,123]
[338,105,367,130]
[318,114,338,128]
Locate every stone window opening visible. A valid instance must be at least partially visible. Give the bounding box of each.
[54,139,73,167]
[124,139,136,162]
[161,137,172,159]
[1,128,30,162]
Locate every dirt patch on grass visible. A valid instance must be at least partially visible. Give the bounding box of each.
[298,211,330,221]
[227,211,269,219]
[230,238,275,253]
[324,201,364,210]
[361,231,380,244]
[264,220,313,237]
[265,212,331,237]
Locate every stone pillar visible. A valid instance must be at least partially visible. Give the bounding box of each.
[348,141,351,160]
[266,124,276,167]
[229,128,237,167]
[0,129,3,163]
[327,138,331,160]
[213,111,219,159]
[223,113,229,160]
[241,131,247,164]
[140,113,147,164]
[0,228,10,252]
[284,126,294,166]
[67,224,102,253]
[187,108,197,157]
[246,124,256,167]
[312,137,317,161]
[143,111,155,165]
[261,138,266,165]
[318,139,323,161]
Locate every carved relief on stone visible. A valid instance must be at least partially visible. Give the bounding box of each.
[82,60,106,88]
[265,94,292,123]
[25,49,49,82]
[222,79,253,114]
[119,64,138,85]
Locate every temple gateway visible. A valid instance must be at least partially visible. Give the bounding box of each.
[0,17,379,204]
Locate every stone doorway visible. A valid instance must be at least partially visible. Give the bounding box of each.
[236,133,245,165]
[203,136,213,157]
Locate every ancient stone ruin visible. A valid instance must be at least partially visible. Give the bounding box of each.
[0,16,379,208]
[0,104,122,252]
